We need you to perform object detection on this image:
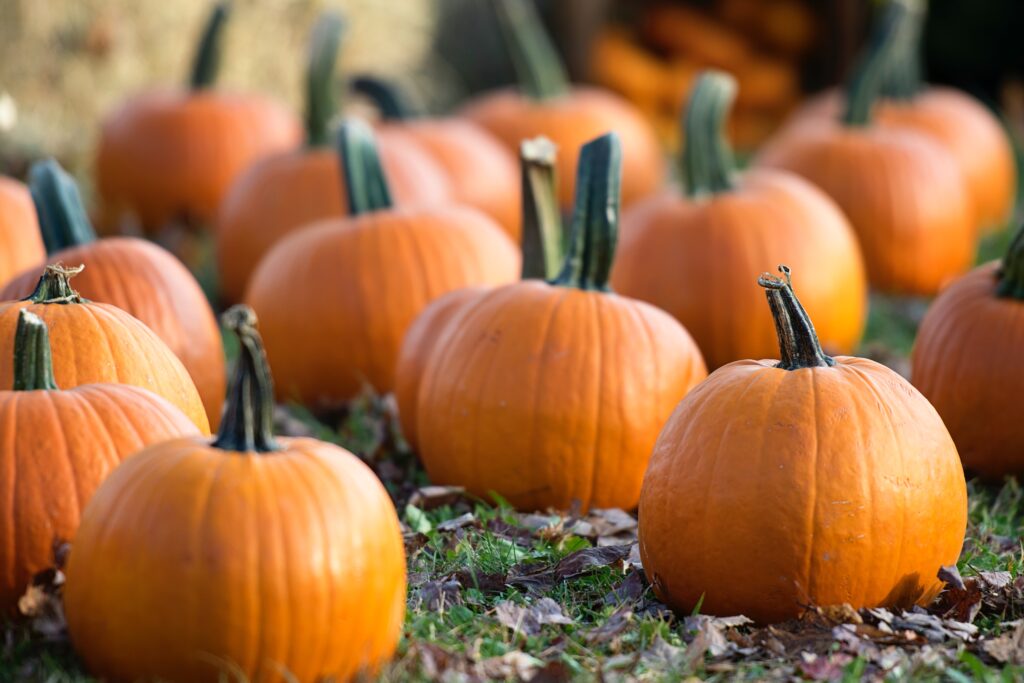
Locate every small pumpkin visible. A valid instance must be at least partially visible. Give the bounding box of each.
[461,0,664,210]
[215,15,450,304]
[65,306,405,683]
[1,160,225,428]
[0,264,210,433]
[245,120,518,408]
[416,133,707,512]
[0,177,44,289]
[639,265,967,624]
[612,70,867,370]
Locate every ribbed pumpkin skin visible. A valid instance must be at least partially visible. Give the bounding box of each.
[0,301,210,433]
[757,122,974,295]
[97,90,300,233]
[246,207,519,408]
[639,357,967,624]
[912,262,1024,478]
[0,179,44,289]
[0,385,199,612]
[416,282,708,512]
[64,437,405,683]
[611,170,867,369]
[461,87,664,209]
[216,139,450,304]
[1,239,225,429]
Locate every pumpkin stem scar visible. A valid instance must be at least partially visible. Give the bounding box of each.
[758,265,835,370]
[880,0,926,100]
[551,133,622,292]
[997,223,1024,299]
[305,12,345,147]
[336,118,394,216]
[25,264,88,305]
[29,159,98,254]
[520,137,564,280]
[213,305,281,454]
[350,76,416,122]
[12,310,59,392]
[682,70,738,198]
[492,0,570,101]
[189,2,230,91]
[842,0,915,126]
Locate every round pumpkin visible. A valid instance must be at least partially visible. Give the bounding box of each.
[65,306,405,683]
[0,264,210,433]
[416,133,707,512]
[96,3,300,233]
[0,177,44,290]
[612,70,867,370]
[639,265,967,624]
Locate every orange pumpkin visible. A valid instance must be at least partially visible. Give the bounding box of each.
[96,3,300,233]
[416,134,707,512]
[0,265,210,433]
[246,120,518,409]
[65,306,405,683]
[639,265,967,624]
[461,0,664,210]
[612,71,866,370]
[215,16,450,304]
[0,177,44,289]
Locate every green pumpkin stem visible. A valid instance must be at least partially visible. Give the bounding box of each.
[29,159,98,254]
[683,70,738,198]
[520,137,564,280]
[25,264,87,305]
[550,133,621,291]
[12,310,58,392]
[842,0,911,126]
[213,305,281,453]
[189,2,231,91]
[997,224,1024,299]
[881,0,926,100]
[337,119,394,216]
[350,75,416,121]
[492,0,570,101]
[305,12,345,147]
[758,265,835,370]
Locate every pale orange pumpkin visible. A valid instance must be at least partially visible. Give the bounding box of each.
[0,177,44,290]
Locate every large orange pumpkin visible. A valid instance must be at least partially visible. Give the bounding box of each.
[65,306,405,683]
[96,3,300,233]
[0,265,210,433]
[639,265,967,624]
[416,134,707,512]
[611,70,867,370]
[246,120,518,409]
[0,177,44,290]
[0,310,199,613]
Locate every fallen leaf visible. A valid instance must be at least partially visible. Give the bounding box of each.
[603,570,646,606]
[476,650,544,680]
[586,605,633,644]
[982,621,1024,665]
[456,568,509,594]
[555,544,631,580]
[436,512,476,532]
[495,598,574,637]
[799,652,853,681]
[408,485,468,510]
[412,578,462,612]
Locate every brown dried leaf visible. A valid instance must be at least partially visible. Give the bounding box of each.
[799,652,853,681]
[981,622,1024,665]
[436,512,476,532]
[603,570,646,606]
[586,605,633,644]
[408,485,468,511]
[476,651,543,680]
[554,544,631,580]
[412,578,462,612]
[494,598,573,637]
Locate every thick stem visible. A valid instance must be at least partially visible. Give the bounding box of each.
[758,265,835,370]
[28,159,98,254]
[336,119,394,216]
[350,75,416,121]
[492,0,570,101]
[550,133,621,291]
[881,0,926,100]
[12,310,58,392]
[520,137,564,280]
[682,70,738,198]
[213,305,280,453]
[25,264,87,305]
[305,12,345,147]
[189,2,231,91]
[997,224,1024,299]
[842,0,911,126]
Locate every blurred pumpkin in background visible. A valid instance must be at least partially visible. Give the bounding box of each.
[0,177,44,290]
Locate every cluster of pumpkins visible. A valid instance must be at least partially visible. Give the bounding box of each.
[0,0,1021,680]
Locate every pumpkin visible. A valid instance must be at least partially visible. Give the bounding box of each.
[395,137,564,451]
[0,177,44,289]
[756,2,974,295]
[912,224,1024,478]
[611,71,867,370]
[0,264,210,433]
[0,160,225,428]
[638,265,967,624]
[461,0,664,210]
[215,15,450,304]
[0,310,199,613]
[65,306,405,683]
[96,3,300,233]
[416,133,707,512]
[245,120,518,408]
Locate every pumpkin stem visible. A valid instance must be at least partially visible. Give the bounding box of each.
[682,70,738,198]
[28,159,98,254]
[520,137,564,280]
[350,75,417,121]
[12,310,58,392]
[189,2,231,91]
[214,305,281,453]
[996,223,1024,299]
[881,0,926,100]
[550,133,621,292]
[25,264,87,305]
[842,0,911,126]
[758,265,835,370]
[492,0,570,101]
[305,12,345,147]
[336,119,394,216]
